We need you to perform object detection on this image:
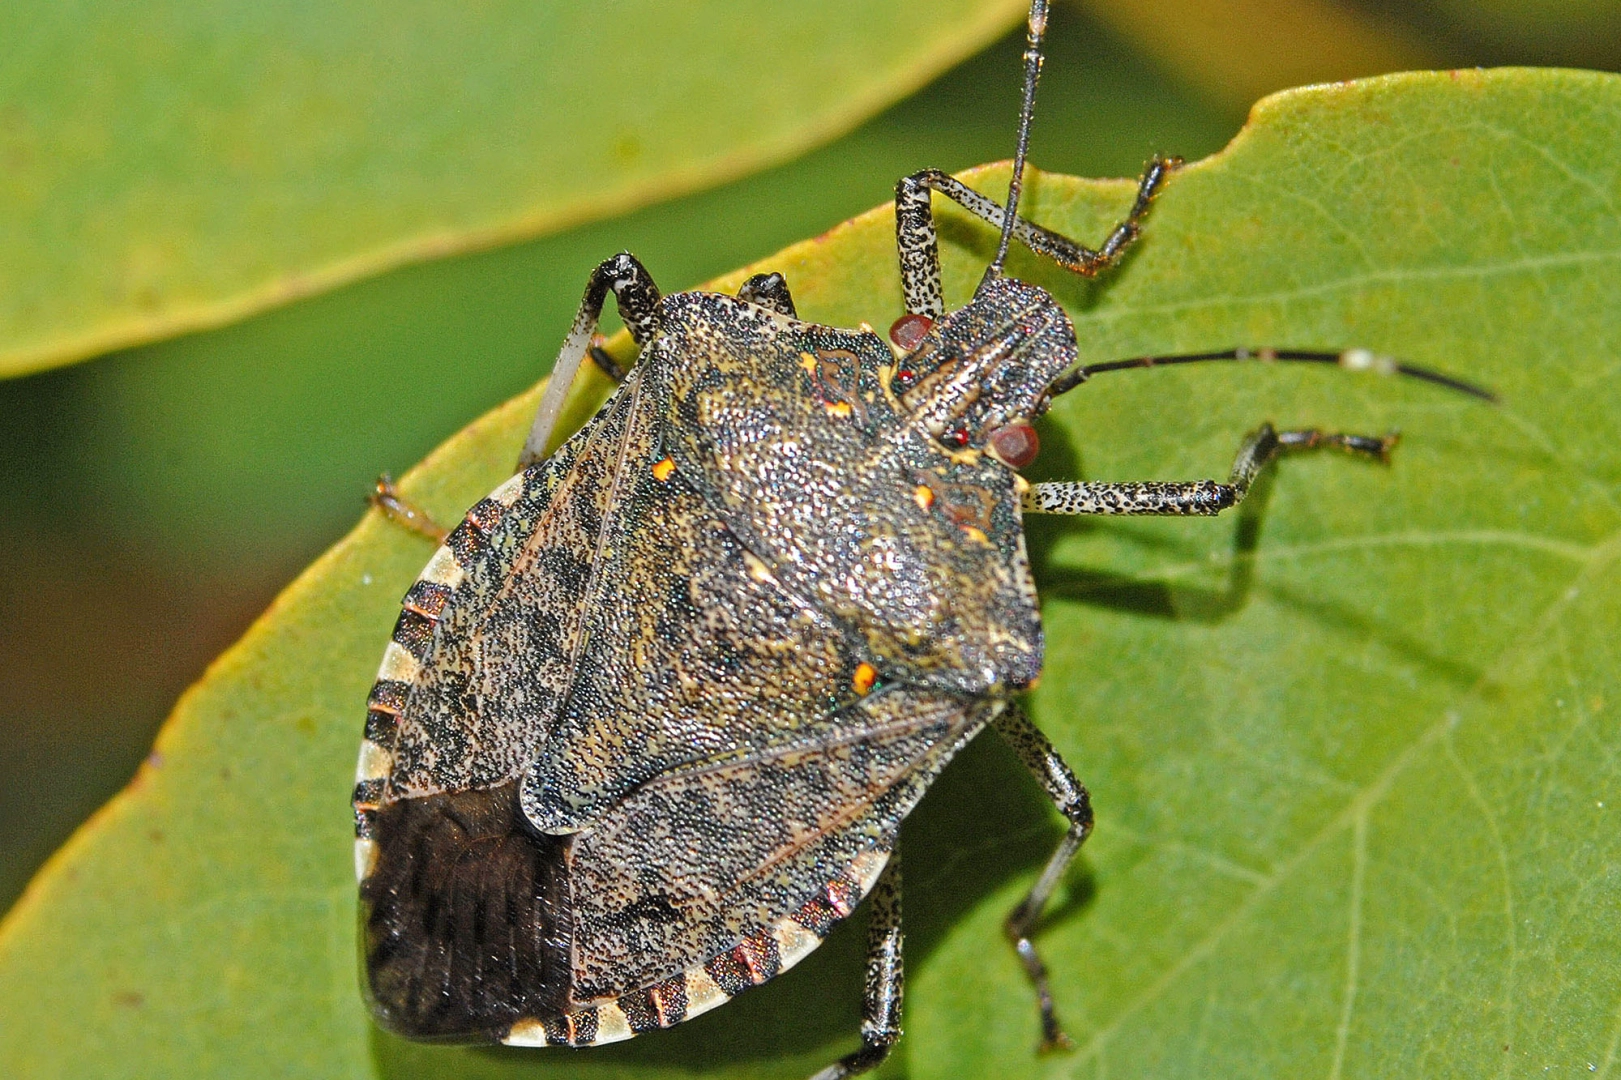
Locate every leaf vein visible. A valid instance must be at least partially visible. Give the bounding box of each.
[1442,731,1519,1079]
[1079,248,1621,327]
[1327,809,1368,1080]
[1075,709,1458,1062]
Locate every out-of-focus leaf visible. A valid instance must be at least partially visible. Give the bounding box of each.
[1075,0,1440,114]
[0,68,1616,1079]
[1392,0,1621,69]
[0,0,1025,378]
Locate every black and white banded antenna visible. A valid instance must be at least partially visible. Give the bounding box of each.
[1047,346,1498,403]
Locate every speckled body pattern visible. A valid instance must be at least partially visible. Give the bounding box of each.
[352,279,1080,1045]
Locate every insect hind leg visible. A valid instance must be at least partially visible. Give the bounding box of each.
[991,703,1090,1053]
[1022,423,1399,517]
[894,156,1178,318]
[519,252,662,470]
[809,851,904,1080]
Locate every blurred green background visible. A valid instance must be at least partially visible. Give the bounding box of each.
[1,0,1616,914]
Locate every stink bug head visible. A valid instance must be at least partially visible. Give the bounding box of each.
[892,276,1078,448]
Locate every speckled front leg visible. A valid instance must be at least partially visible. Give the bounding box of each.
[519,252,663,471]
[991,704,1090,1053]
[894,156,1177,318]
[809,851,904,1080]
[1023,423,1399,516]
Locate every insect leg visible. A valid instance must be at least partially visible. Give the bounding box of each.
[366,473,449,542]
[587,343,630,383]
[519,252,663,470]
[991,703,1089,1053]
[894,156,1177,317]
[736,271,798,317]
[1022,423,1399,516]
[810,851,904,1080]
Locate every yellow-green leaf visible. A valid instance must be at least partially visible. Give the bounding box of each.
[2,68,1617,1078]
[1074,0,1440,113]
[0,0,1025,379]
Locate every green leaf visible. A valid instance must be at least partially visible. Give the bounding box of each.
[0,0,1025,379]
[2,68,1617,1078]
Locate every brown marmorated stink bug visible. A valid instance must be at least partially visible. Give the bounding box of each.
[350,3,1493,1076]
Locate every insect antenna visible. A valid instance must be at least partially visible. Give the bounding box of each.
[1047,346,1498,403]
[983,0,1050,286]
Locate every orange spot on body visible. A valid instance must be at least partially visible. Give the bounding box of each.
[853,662,878,696]
[912,484,934,510]
[652,457,676,482]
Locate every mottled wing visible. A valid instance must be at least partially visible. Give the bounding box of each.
[518,386,873,831]
[354,371,664,1039]
[374,372,658,804]
[531,690,996,1046]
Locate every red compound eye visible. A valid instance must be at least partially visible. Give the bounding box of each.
[888,313,933,350]
[943,427,971,449]
[988,422,1040,468]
